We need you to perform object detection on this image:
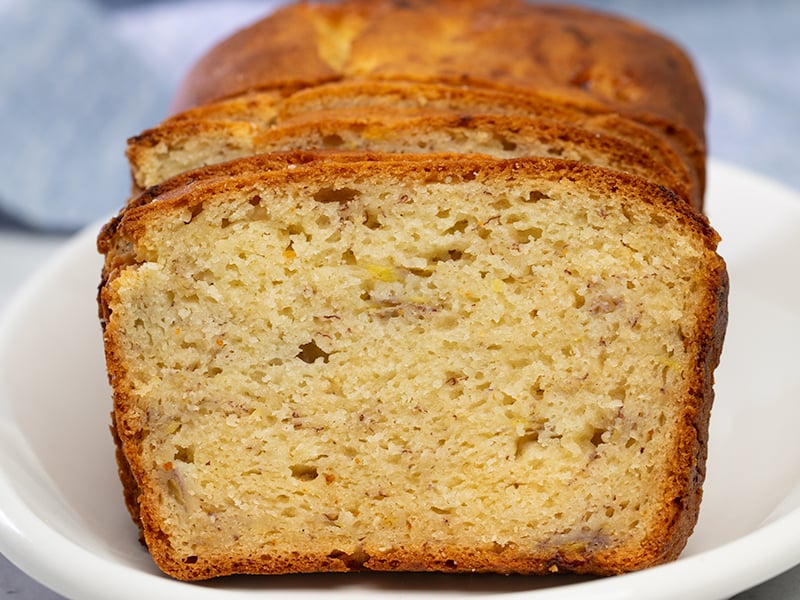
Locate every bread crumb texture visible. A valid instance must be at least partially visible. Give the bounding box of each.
[104,161,724,579]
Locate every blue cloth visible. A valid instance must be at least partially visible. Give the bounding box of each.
[0,0,170,230]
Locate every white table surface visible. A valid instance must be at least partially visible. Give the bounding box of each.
[1,0,799,598]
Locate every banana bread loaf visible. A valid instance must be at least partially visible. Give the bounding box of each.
[98,0,727,583]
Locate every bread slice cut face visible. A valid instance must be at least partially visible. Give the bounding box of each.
[99,155,727,580]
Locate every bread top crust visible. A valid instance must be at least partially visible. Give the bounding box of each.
[170,0,705,147]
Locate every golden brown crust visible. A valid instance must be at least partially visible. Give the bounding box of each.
[171,0,705,147]
[169,2,343,112]
[665,255,729,556]
[99,154,727,580]
[109,411,143,541]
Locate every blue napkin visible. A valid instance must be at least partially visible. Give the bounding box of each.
[0,0,171,231]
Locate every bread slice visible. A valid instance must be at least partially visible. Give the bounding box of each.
[164,81,703,198]
[126,108,698,208]
[275,81,706,196]
[98,154,728,580]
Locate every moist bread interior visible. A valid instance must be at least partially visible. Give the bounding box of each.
[105,160,723,576]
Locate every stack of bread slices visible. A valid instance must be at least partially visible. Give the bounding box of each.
[97,0,728,582]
